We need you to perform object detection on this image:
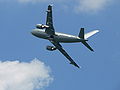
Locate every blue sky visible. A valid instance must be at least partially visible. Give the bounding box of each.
[0,0,120,90]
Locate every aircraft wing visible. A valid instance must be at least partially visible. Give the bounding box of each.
[45,5,55,35]
[50,40,80,68]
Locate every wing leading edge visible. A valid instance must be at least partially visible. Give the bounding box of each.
[50,40,80,68]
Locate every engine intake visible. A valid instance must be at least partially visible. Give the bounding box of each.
[36,24,49,29]
[46,46,57,51]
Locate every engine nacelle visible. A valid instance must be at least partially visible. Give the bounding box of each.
[36,24,49,29]
[46,46,57,51]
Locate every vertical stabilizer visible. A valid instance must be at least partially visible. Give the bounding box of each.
[79,28,84,39]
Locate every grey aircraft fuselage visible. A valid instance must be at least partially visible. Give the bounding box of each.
[31,29,84,43]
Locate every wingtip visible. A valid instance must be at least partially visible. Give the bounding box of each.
[76,65,82,69]
[91,49,94,52]
[77,66,80,68]
[70,62,80,69]
[96,30,100,32]
[78,66,82,69]
[48,4,53,7]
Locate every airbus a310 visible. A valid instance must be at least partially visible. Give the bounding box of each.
[31,5,99,68]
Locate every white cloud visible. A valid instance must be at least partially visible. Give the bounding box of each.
[0,58,53,90]
[17,0,66,3]
[18,0,49,3]
[0,0,114,13]
[75,0,112,13]
[17,0,113,13]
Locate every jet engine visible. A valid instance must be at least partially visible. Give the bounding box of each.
[46,46,57,51]
[36,24,49,29]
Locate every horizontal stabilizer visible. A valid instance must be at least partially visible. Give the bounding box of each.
[85,30,99,39]
[82,41,94,51]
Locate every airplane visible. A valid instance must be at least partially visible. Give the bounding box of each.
[31,5,99,68]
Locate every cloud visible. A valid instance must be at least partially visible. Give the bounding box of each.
[18,0,49,3]
[75,0,112,13]
[0,0,114,13]
[17,0,66,3]
[17,0,113,13]
[0,58,53,90]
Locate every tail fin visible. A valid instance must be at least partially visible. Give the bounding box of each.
[78,28,99,52]
[78,28,84,39]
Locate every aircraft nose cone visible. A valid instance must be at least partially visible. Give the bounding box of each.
[31,29,36,36]
[31,31,34,35]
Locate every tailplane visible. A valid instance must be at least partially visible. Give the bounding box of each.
[85,30,99,39]
[78,28,99,51]
[82,41,94,51]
